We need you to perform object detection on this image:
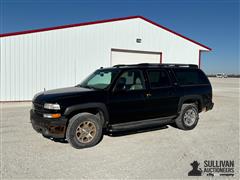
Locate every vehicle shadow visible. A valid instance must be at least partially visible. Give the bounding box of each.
[105,124,169,137]
[43,124,171,144]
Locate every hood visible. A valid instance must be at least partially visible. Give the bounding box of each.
[33,86,94,103]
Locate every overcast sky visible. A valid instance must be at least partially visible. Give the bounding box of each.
[0,0,239,74]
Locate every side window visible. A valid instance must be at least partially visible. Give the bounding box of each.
[114,70,145,91]
[174,69,209,85]
[148,70,171,88]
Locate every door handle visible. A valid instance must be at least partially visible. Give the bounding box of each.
[146,93,152,97]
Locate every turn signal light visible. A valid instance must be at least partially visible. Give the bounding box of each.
[43,113,61,118]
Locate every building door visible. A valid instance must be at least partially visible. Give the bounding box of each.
[111,49,162,66]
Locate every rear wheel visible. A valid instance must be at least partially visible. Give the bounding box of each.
[66,113,103,149]
[175,104,199,130]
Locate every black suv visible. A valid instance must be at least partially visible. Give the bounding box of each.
[31,63,214,149]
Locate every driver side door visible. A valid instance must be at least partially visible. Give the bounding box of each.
[108,69,148,124]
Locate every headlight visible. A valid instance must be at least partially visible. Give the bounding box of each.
[44,103,60,110]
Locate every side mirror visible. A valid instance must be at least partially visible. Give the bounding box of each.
[113,85,127,93]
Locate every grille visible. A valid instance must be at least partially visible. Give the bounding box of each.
[33,102,44,111]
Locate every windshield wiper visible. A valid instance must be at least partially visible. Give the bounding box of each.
[77,84,99,90]
[85,85,95,89]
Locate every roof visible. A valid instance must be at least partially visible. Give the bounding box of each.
[0,16,211,50]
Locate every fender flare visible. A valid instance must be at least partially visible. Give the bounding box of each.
[178,95,203,112]
[64,103,109,125]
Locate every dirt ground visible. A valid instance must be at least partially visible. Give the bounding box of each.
[0,78,239,179]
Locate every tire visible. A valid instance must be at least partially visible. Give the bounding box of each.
[175,103,199,130]
[66,113,103,149]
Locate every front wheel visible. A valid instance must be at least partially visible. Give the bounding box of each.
[66,113,103,149]
[175,104,199,130]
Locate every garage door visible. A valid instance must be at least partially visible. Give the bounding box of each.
[111,49,162,66]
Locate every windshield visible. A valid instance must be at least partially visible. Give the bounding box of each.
[78,69,120,90]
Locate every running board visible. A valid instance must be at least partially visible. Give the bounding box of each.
[108,116,176,133]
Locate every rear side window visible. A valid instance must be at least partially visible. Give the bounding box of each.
[173,69,209,85]
[147,70,171,88]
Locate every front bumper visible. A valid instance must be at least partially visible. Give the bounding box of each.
[30,109,68,139]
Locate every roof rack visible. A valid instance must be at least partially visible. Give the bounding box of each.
[113,64,128,68]
[113,63,198,68]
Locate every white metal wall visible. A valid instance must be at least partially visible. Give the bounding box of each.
[0,18,208,101]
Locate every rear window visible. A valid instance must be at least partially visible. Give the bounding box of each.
[147,70,171,88]
[173,69,209,85]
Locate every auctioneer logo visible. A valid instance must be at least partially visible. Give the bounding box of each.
[188,160,234,176]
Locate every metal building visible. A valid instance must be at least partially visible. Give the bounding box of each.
[0,16,211,101]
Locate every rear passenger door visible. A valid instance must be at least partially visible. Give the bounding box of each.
[145,69,179,118]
